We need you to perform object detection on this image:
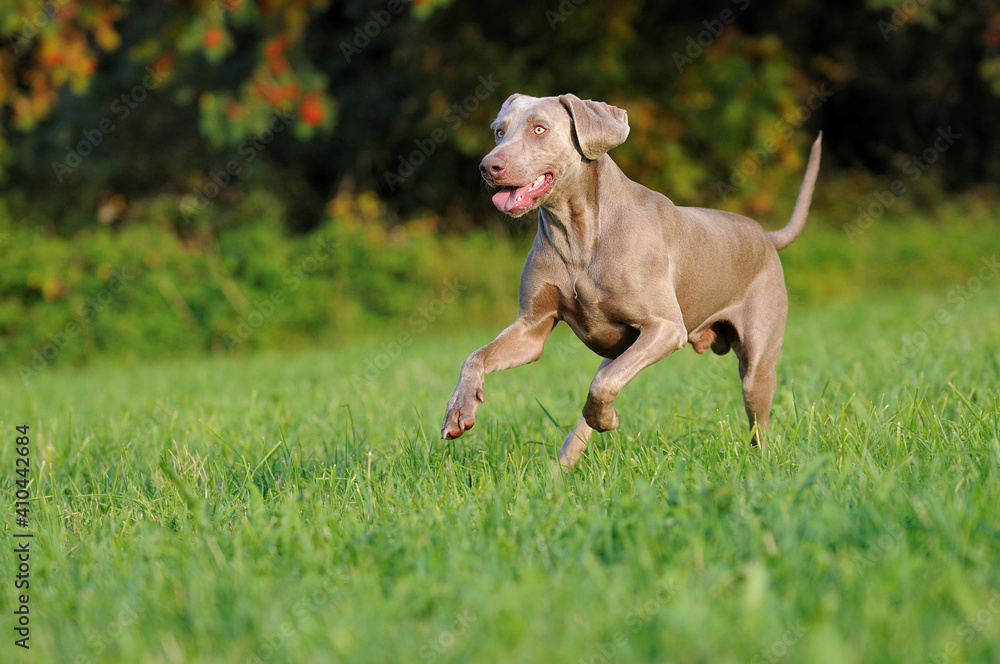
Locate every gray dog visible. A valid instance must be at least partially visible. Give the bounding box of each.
[441,93,822,468]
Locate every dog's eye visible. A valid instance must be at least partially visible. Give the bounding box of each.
[534,126,546,135]
[495,128,504,139]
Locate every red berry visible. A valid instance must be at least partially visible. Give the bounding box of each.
[203,28,225,50]
[301,94,324,127]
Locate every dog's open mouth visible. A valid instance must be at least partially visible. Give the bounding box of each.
[491,173,554,215]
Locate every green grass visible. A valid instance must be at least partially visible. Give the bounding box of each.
[3,230,1000,663]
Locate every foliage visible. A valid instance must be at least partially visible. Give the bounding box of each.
[2,0,1000,228]
[0,189,526,375]
[2,195,999,375]
[0,0,334,146]
[1,273,999,662]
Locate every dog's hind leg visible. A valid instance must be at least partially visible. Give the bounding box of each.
[733,296,788,446]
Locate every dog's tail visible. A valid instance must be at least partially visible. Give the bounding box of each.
[766,132,822,251]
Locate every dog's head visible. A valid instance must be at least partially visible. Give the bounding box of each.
[479,93,630,217]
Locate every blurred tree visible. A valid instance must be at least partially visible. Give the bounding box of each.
[778,0,1000,190]
[1,0,336,147]
[301,0,825,225]
[1,0,998,233]
[0,0,338,230]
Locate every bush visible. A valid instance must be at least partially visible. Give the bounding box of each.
[3,186,999,379]
[0,190,525,378]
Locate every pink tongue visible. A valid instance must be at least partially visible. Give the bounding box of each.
[492,185,531,212]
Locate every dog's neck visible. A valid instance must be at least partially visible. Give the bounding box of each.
[538,156,626,268]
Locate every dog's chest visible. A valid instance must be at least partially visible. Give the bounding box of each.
[570,274,601,307]
[558,273,638,358]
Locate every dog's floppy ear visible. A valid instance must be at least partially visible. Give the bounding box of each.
[558,93,629,160]
[499,93,525,114]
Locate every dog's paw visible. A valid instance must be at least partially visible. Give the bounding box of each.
[441,386,485,439]
[582,394,619,432]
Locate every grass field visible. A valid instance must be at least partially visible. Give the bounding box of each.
[3,221,1000,663]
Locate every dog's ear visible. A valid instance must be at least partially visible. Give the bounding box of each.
[558,93,629,160]
[499,93,525,114]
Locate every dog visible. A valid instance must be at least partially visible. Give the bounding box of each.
[441,93,822,468]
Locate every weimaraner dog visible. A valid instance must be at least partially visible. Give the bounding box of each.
[441,93,822,468]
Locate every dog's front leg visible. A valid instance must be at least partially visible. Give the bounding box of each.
[442,315,557,440]
[582,317,687,432]
[554,358,611,471]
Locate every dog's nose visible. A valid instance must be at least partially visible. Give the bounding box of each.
[479,153,507,180]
